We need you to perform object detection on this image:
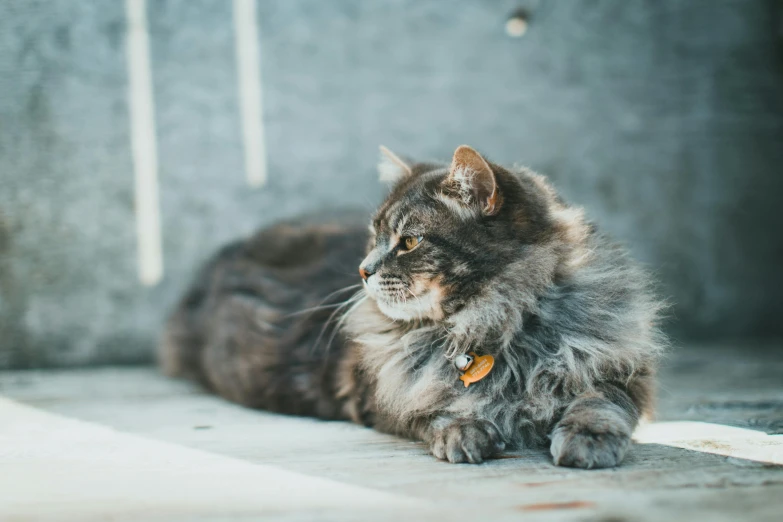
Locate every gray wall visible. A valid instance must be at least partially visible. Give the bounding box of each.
[1,0,782,368]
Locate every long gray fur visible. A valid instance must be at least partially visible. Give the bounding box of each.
[161,145,667,468]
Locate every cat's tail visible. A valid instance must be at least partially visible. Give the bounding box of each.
[158,300,206,381]
[158,255,218,382]
[159,311,199,379]
[159,242,242,381]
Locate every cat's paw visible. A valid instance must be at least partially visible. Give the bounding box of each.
[430,419,506,464]
[549,424,631,469]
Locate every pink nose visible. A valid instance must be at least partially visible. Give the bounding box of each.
[359,268,370,281]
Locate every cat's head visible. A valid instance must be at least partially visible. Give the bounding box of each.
[359,145,588,323]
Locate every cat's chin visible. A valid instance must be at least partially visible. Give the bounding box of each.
[373,292,443,322]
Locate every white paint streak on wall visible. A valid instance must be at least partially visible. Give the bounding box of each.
[233,0,268,187]
[126,0,163,286]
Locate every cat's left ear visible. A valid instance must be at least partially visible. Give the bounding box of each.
[443,145,501,216]
[378,145,413,183]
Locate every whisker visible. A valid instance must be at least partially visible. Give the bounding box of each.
[310,299,356,355]
[286,284,362,318]
[323,293,368,355]
[287,301,349,317]
[311,289,366,356]
[315,283,363,303]
[406,287,425,323]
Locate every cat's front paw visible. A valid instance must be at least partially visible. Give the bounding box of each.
[549,424,631,469]
[430,419,505,464]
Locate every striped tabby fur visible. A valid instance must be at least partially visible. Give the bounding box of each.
[161,145,666,468]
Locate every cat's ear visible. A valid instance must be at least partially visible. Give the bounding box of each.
[443,145,501,216]
[378,145,413,183]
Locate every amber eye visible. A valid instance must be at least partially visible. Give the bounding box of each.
[402,236,421,250]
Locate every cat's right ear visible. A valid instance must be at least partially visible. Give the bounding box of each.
[377,145,413,183]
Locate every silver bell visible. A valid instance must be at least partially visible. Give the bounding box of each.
[454,354,474,372]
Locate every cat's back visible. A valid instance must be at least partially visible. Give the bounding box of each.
[243,210,370,270]
[159,210,369,415]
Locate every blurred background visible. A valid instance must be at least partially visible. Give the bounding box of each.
[1,0,781,369]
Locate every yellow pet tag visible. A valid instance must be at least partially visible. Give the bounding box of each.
[458,352,494,388]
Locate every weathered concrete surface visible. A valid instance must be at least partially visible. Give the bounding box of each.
[0,397,424,522]
[1,1,783,367]
[1,343,781,521]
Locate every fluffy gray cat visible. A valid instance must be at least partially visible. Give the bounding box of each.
[161,145,666,468]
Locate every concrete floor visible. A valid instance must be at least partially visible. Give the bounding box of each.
[1,342,781,521]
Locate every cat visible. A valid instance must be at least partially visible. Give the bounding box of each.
[160,145,666,468]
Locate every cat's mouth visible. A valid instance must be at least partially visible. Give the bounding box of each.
[364,276,445,322]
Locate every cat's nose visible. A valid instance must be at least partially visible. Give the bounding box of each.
[359,267,374,281]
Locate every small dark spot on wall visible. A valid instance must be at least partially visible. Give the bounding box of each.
[597,176,620,212]
[26,83,49,124]
[16,31,39,68]
[104,19,124,51]
[0,209,10,254]
[54,25,71,50]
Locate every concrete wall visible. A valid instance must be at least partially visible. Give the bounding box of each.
[1,0,782,368]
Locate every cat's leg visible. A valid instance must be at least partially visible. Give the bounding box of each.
[426,416,506,464]
[549,384,639,469]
